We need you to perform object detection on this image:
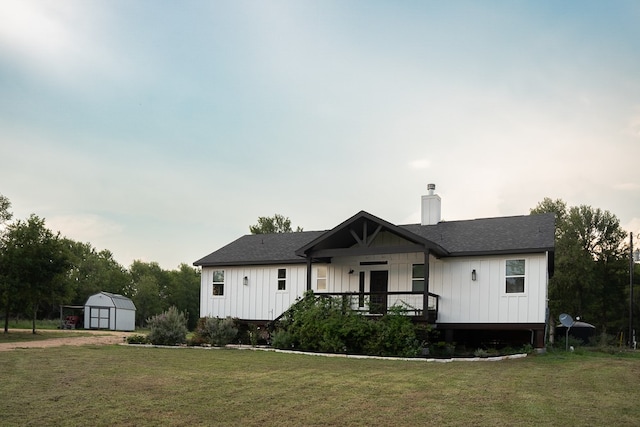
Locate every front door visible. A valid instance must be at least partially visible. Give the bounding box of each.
[369,270,388,315]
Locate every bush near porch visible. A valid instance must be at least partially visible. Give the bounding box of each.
[271,291,429,357]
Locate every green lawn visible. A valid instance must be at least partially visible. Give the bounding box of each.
[1,345,639,426]
[3,318,63,330]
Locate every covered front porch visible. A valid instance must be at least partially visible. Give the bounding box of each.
[294,211,448,325]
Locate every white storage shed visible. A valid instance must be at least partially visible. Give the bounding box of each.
[84,292,136,331]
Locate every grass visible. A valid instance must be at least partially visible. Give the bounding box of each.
[1,345,639,426]
[4,318,63,330]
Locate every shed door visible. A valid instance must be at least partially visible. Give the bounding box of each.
[90,307,110,329]
[370,271,388,315]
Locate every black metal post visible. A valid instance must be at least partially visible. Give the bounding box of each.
[306,256,312,291]
[630,232,634,348]
[423,249,430,321]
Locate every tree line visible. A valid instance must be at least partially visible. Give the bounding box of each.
[531,198,639,342]
[0,194,200,333]
[1,193,637,341]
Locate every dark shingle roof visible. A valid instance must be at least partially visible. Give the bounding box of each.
[193,213,555,267]
[401,213,555,256]
[193,231,326,267]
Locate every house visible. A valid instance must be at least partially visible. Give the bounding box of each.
[194,185,555,348]
[84,291,137,331]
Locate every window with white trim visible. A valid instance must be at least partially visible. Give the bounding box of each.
[505,259,525,293]
[316,266,327,290]
[412,264,424,292]
[277,268,286,291]
[212,270,224,296]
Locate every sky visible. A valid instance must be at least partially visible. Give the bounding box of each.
[1,0,639,270]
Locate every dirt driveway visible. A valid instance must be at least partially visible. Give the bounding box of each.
[0,329,136,352]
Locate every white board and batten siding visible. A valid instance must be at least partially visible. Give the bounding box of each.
[314,252,547,324]
[200,252,548,325]
[429,253,548,324]
[200,264,307,321]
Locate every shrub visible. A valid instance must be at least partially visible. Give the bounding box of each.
[147,306,189,346]
[193,316,238,346]
[474,348,489,357]
[277,291,375,354]
[126,334,150,344]
[551,335,584,352]
[273,292,426,357]
[430,341,456,358]
[520,343,534,354]
[364,305,422,357]
[271,330,294,349]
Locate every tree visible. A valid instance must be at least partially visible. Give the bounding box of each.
[249,214,302,234]
[132,274,163,327]
[62,240,132,306]
[166,264,201,330]
[0,215,70,333]
[0,193,12,225]
[531,199,628,335]
[130,261,170,326]
[129,261,200,329]
[0,194,13,330]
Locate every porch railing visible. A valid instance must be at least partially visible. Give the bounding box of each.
[316,291,439,323]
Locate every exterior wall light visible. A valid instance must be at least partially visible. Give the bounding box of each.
[243,276,249,286]
[471,269,477,281]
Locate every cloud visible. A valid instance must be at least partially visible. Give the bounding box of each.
[0,0,126,87]
[627,109,640,138]
[46,213,123,244]
[408,159,431,170]
[624,217,640,236]
[613,183,640,191]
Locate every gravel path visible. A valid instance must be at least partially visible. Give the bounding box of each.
[0,329,136,352]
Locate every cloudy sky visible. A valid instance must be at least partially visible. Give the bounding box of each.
[1,1,639,269]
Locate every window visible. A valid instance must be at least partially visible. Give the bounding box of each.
[412,264,425,292]
[316,266,327,290]
[505,259,525,293]
[277,268,286,290]
[212,270,224,296]
[359,271,365,307]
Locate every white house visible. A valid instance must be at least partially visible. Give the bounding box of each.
[84,292,136,331]
[194,185,555,348]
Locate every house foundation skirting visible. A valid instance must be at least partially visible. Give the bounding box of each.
[434,323,545,348]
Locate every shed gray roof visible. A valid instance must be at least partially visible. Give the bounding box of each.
[101,292,137,310]
[193,212,555,267]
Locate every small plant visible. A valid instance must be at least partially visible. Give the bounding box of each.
[552,335,584,352]
[474,348,489,357]
[248,324,260,347]
[126,334,149,344]
[147,306,189,346]
[520,343,534,354]
[430,341,456,358]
